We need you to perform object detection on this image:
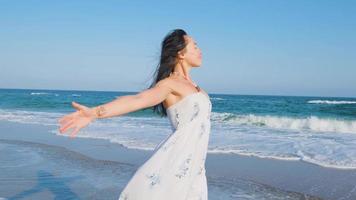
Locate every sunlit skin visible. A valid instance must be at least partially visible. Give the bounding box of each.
[58,35,206,138]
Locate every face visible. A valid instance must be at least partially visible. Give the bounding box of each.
[179,36,202,67]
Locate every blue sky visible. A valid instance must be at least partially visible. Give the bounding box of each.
[1,0,355,97]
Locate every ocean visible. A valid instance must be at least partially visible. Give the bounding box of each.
[1,88,356,170]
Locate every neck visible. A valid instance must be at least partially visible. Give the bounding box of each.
[172,62,192,81]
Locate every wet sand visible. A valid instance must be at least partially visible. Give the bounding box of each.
[1,121,355,199]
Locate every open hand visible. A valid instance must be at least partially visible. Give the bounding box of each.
[58,101,96,138]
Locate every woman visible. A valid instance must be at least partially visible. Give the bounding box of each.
[58,29,212,200]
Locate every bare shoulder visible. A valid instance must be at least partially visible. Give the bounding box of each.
[156,76,181,108]
[156,77,172,88]
[155,76,177,92]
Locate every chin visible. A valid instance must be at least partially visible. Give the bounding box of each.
[193,62,202,67]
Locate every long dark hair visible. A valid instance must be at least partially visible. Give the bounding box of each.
[148,29,188,117]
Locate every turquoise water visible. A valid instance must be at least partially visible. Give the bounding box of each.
[1,88,356,119]
[1,88,356,169]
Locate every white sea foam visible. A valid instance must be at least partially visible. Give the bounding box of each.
[0,109,61,126]
[308,100,356,104]
[211,112,356,134]
[211,97,224,101]
[2,109,356,169]
[30,92,59,96]
[206,122,356,169]
[30,92,49,95]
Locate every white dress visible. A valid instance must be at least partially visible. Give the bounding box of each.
[118,89,212,200]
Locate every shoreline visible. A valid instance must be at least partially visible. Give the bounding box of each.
[1,120,355,199]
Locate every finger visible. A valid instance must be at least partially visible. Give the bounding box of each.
[72,101,85,111]
[60,118,75,131]
[58,112,77,124]
[59,120,75,134]
[70,126,81,138]
[59,121,74,134]
[58,116,67,124]
[59,116,73,125]
[59,113,78,125]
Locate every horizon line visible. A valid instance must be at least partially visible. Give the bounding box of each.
[0,87,355,99]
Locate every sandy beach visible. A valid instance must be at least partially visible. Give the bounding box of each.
[1,120,355,199]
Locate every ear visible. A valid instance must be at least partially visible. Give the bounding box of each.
[177,49,185,59]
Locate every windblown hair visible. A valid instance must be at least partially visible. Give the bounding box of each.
[148,29,188,117]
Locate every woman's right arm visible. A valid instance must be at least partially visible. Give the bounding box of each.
[58,78,173,138]
[91,79,173,119]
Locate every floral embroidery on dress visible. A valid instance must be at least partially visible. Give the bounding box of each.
[200,122,206,137]
[207,101,212,119]
[119,88,211,199]
[190,102,200,121]
[175,153,193,179]
[174,108,180,127]
[162,142,169,151]
[162,136,178,152]
[146,172,161,187]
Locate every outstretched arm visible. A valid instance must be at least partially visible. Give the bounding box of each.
[92,79,172,119]
[58,79,172,137]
